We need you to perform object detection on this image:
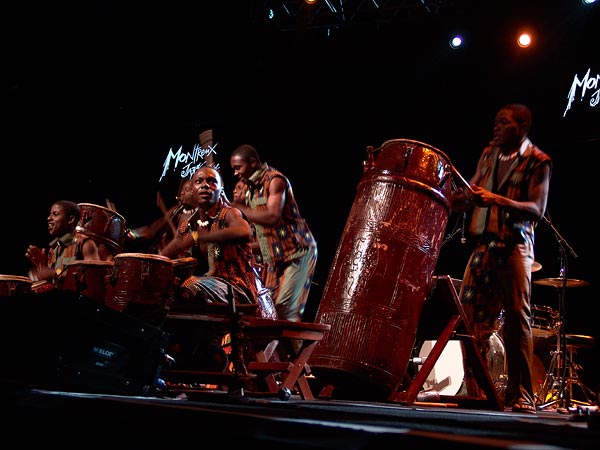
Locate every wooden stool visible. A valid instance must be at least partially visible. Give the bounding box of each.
[161,305,331,400]
[244,318,331,400]
[161,304,260,394]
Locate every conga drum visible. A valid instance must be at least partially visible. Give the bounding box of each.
[58,260,114,304]
[76,203,127,255]
[0,275,32,297]
[309,139,455,399]
[172,257,198,288]
[105,253,174,326]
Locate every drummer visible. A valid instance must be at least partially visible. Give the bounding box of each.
[158,166,258,307]
[126,178,198,260]
[26,200,101,287]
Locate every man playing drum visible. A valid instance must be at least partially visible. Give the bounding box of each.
[159,166,258,307]
[26,200,100,289]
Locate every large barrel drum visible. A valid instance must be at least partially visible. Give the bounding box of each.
[309,139,455,399]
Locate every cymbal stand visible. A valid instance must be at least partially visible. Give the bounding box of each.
[537,215,578,411]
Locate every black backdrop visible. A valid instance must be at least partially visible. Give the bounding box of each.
[3,1,599,394]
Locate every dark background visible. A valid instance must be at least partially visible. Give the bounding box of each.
[3,1,599,393]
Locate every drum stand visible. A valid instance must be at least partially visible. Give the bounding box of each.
[537,325,597,409]
[536,216,592,411]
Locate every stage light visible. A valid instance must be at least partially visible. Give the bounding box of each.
[582,0,596,5]
[449,35,463,49]
[517,32,532,48]
[305,0,318,4]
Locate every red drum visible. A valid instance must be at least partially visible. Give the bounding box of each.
[309,139,455,399]
[172,257,198,288]
[76,203,127,255]
[106,253,174,326]
[31,280,55,294]
[0,275,32,297]
[58,260,114,304]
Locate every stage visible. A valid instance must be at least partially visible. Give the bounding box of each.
[3,383,599,449]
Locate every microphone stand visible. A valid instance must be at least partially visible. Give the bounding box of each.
[538,215,578,411]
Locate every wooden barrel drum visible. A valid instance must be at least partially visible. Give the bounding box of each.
[309,139,455,399]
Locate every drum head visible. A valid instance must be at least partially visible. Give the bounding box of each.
[418,340,465,396]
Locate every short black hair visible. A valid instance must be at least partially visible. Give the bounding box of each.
[54,200,80,223]
[502,103,532,133]
[231,144,261,164]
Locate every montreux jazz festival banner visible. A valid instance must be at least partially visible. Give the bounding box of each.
[159,140,219,183]
[563,67,599,118]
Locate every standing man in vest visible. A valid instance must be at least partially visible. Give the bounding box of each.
[453,104,552,414]
[230,144,318,324]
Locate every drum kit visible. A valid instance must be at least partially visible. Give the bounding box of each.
[413,266,595,409]
[532,275,596,410]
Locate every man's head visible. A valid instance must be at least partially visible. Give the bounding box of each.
[232,179,247,203]
[47,200,80,237]
[492,103,532,149]
[177,178,196,208]
[230,144,261,181]
[191,166,224,210]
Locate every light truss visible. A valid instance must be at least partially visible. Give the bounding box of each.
[250,0,453,32]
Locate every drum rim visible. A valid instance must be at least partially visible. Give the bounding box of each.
[381,138,451,162]
[114,252,173,263]
[65,259,115,266]
[172,257,198,264]
[0,274,33,283]
[78,202,126,220]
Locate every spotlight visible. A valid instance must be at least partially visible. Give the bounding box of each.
[449,35,463,49]
[517,32,532,48]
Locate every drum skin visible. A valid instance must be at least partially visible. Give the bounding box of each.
[309,139,454,399]
[0,275,33,297]
[105,253,174,326]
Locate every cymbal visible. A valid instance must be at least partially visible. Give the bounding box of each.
[533,278,590,288]
[531,261,542,272]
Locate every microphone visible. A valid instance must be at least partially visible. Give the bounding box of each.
[460,212,467,244]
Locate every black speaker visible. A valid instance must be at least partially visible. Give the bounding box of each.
[0,290,169,396]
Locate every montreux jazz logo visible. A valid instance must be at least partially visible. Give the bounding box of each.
[563,68,599,117]
[159,142,218,182]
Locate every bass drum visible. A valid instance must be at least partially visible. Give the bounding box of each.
[414,331,507,399]
[417,339,465,395]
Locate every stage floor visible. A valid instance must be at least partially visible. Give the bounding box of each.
[3,383,599,449]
